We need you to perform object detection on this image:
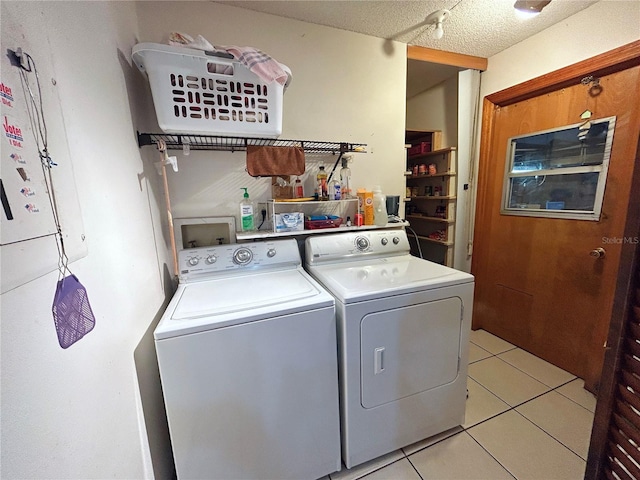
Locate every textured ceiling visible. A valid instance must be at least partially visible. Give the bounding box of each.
[216,0,599,58]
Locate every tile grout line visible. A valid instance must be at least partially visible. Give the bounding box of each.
[468,338,593,465]
[350,457,411,480]
[511,408,588,462]
[469,348,583,405]
[404,455,426,480]
[486,352,574,389]
[473,335,596,410]
[550,379,597,414]
[470,344,596,413]
[465,430,519,480]
[462,390,587,461]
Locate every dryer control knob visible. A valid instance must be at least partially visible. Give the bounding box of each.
[233,247,253,265]
[205,255,217,264]
[381,238,388,246]
[187,256,199,266]
[393,236,400,244]
[355,236,370,251]
[267,249,276,258]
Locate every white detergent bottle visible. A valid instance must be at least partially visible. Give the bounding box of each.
[372,185,388,226]
[240,188,255,231]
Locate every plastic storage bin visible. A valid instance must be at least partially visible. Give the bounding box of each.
[132,43,285,137]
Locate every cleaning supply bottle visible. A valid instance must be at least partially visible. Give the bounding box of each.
[317,165,329,201]
[331,180,341,200]
[294,177,304,198]
[373,186,388,227]
[340,155,353,198]
[240,188,255,231]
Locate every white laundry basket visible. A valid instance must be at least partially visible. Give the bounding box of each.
[132,43,285,137]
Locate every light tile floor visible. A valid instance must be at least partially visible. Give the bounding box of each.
[324,329,597,480]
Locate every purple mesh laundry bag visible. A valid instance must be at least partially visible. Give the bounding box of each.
[52,274,96,349]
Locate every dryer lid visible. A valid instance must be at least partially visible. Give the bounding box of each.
[307,255,474,303]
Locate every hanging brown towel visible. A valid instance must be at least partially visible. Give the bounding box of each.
[246,146,305,177]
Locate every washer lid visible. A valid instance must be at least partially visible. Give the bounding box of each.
[155,268,333,339]
[307,255,474,303]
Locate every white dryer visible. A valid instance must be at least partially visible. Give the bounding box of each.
[305,229,474,469]
[155,239,341,479]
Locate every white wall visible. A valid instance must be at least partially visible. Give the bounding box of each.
[1,2,171,479]
[135,2,408,225]
[406,76,458,149]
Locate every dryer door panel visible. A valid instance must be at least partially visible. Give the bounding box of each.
[360,297,462,409]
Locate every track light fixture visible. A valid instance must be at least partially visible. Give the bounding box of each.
[424,9,450,40]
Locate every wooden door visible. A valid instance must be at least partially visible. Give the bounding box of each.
[472,63,640,392]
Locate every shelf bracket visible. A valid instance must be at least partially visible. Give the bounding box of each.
[137,131,153,148]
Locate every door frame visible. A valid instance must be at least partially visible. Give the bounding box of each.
[473,40,640,333]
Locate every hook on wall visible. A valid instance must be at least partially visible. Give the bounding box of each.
[155,139,178,175]
[581,75,603,97]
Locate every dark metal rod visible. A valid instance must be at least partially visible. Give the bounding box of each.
[327,152,343,183]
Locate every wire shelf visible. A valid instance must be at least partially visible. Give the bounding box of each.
[137,132,366,155]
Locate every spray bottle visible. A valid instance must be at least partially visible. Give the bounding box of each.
[240,188,255,231]
[340,154,353,198]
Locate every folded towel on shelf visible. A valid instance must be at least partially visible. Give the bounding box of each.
[222,45,291,88]
[168,33,292,88]
[246,146,305,177]
[168,32,214,51]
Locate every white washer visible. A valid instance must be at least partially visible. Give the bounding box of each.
[305,230,474,468]
[155,239,341,479]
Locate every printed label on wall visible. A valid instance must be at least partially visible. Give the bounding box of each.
[3,114,24,149]
[9,152,26,164]
[0,71,55,244]
[1,81,14,108]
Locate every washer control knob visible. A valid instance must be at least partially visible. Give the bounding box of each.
[205,254,217,265]
[393,236,400,245]
[381,238,388,246]
[355,236,370,251]
[267,248,276,258]
[187,256,199,267]
[233,247,253,265]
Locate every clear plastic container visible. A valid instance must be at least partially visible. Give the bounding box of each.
[372,186,388,226]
